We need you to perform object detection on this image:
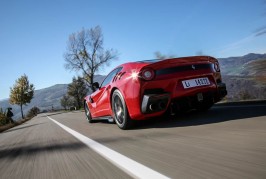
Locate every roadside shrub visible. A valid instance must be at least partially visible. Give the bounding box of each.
[238,90,255,100]
[27,107,40,118]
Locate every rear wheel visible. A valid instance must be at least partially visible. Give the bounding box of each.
[112,89,132,130]
[84,102,93,123]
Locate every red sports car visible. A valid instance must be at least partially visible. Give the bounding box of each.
[84,56,227,129]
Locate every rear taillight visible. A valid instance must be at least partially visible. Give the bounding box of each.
[141,68,155,80]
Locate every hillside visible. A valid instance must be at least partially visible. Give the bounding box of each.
[218,53,266,76]
[240,59,266,76]
[0,84,68,120]
[218,53,266,101]
[222,76,266,101]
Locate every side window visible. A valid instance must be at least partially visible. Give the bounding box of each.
[101,67,122,87]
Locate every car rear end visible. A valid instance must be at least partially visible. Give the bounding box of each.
[136,56,227,118]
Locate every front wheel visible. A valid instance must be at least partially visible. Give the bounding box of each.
[112,89,132,130]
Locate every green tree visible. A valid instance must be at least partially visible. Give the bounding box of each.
[64,26,117,92]
[67,76,87,110]
[60,95,71,110]
[9,74,34,119]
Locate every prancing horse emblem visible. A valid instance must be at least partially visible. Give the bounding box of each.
[192,65,196,70]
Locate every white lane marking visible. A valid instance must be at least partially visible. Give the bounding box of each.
[47,116,170,179]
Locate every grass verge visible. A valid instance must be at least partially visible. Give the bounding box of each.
[0,117,33,133]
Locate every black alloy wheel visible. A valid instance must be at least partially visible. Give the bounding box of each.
[112,89,132,129]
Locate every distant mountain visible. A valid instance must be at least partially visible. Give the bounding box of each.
[218,53,266,101]
[239,59,266,76]
[0,75,106,121]
[218,53,266,76]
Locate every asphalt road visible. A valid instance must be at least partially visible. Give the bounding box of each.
[0,102,266,179]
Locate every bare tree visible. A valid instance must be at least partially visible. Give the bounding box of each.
[60,95,71,110]
[67,76,88,110]
[154,51,176,60]
[195,50,205,56]
[64,26,118,92]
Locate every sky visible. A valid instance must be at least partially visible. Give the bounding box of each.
[0,0,266,100]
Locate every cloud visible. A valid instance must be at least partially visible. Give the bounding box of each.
[208,35,255,57]
[254,26,266,37]
[255,30,266,36]
[221,35,254,52]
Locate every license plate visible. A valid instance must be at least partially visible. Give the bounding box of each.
[182,77,210,89]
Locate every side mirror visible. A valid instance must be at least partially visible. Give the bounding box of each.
[92,82,100,90]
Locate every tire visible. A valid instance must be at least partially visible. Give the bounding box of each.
[112,89,132,130]
[84,102,93,123]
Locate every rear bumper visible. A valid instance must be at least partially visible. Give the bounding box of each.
[128,76,227,120]
[141,93,170,113]
[140,83,227,114]
[141,83,227,114]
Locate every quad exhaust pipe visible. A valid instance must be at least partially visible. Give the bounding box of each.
[149,101,166,111]
[141,93,170,114]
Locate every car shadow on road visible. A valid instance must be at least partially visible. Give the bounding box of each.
[132,104,266,129]
[0,141,86,159]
